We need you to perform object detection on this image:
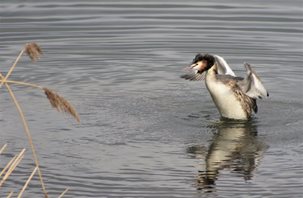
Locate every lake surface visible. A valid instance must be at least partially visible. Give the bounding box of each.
[0,0,302,197]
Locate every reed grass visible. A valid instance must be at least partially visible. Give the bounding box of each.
[17,166,38,198]
[0,48,25,88]
[25,42,43,62]
[4,81,48,197]
[44,88,80,122]
[0,155,17,178]
[0,42,42,88]
[0,144,7,154]
[0,76,80,123]
[0,149,25,188]
[58,188,69,198]
[0,42,77,197]
[6,191,13,198]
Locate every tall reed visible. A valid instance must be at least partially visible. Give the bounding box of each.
[0,42,80,197]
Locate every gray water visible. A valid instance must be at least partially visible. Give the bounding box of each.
[0,0,303,197]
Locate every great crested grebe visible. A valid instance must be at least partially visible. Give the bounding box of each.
[181,53,269,120]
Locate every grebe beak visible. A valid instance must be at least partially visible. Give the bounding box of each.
[190,63,205,74]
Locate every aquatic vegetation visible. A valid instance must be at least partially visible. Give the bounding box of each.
[0,43,79,197]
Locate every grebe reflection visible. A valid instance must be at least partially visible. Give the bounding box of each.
[187,121,268,191]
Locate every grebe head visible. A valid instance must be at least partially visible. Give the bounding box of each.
[190,53,215,74]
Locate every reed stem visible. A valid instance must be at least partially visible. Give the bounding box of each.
[0,79,43,89]
[17,166,38,198]
[58,188,69,198]
[0,144,7,154]
[6,191,14,198]
[0,149,25,188]
[4,83,48,197]
[0,155,17,178]
[0,48,25,88]
[0,43,74,196]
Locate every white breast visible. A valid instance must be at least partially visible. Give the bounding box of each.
[205,73,248,120]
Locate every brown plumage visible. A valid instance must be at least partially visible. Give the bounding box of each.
[233,89,256,119]
[43,88,80,123]
[214,69,258,118]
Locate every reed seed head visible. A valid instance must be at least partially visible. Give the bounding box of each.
[25,42,42,62]
[43,88,80,123]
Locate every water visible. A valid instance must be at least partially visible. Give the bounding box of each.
[0,0,302,197]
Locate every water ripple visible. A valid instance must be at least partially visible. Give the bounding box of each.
[1,0,302,197]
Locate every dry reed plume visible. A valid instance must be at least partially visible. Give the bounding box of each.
[25,42,43,62]
[0,42,78,197]
[44,88,80,123]
[0,42,80,122]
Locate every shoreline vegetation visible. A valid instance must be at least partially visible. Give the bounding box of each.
[0,43,80,197]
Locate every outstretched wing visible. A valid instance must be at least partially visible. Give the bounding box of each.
[213,55,236,76]
[238,63,269,99]
[180,66,204,81]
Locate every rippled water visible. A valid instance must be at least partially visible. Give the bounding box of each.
[1,0,303,197]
